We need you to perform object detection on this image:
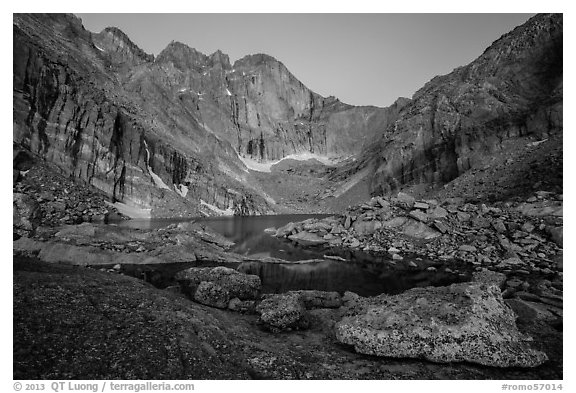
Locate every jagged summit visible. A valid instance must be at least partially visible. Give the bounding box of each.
[93,26,154,65]
[156,41,231,71]
[233,53,282,68]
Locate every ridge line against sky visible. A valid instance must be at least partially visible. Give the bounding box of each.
[80,13,533,108]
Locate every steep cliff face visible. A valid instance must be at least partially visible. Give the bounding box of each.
[148,46,402,163]
[93,27,155,67]
[13,13,403,217]
[341,13,562,196]
[13,13,273,217]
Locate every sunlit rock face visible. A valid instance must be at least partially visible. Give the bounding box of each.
[337,13,562,196]
[13,13,403,217]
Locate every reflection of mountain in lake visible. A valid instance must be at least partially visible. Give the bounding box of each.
[199,214,331,261]
[238,260,469,297]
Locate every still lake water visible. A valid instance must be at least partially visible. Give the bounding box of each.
[114,214,470,296]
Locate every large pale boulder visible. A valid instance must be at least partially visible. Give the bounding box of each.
[335,282,548,367]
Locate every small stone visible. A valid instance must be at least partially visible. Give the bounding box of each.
[414,202,429,210]
[433,221,449,234]
[396,192,416,208]
[521,222,535,233]
[492,220,507,233]
[409,209,428,223]
[392,253,403,261]
[344,216,352,229]
[428,206,448,219]
[459,245,477,253]
[349,238,361,248]
[456,212,471,222]
[408,261,418,268]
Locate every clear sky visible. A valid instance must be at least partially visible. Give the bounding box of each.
[76,13,534,108]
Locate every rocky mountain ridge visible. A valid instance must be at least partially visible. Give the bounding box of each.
[336,13,562,198]
[13,13,562,218]
[13,13,404,217]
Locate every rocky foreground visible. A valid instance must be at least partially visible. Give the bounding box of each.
[14,190,563,379]
[14,149,563,379]
[14,253,562,379]
[271,190,563,308]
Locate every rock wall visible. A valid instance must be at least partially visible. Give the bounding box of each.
[13,14,272,217]
[342,13,563,196]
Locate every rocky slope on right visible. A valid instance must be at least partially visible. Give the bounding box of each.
[332,13,562,200]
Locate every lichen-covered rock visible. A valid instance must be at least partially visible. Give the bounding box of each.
[256,293,309,332]
[227,298,257,314]
[193,281,230,309]
[335,282,548,367]
[13,193,41,237]
[472,269,507,288]
[290,290,342,309]
[175,266,261,302]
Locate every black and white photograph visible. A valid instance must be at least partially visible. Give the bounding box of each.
[9,4,565,388]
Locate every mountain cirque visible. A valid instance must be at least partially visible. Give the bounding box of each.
[13,13,562,380]
[13,13,406,218]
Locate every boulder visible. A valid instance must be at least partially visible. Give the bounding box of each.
[13,193,41,236]
[381,217,408,228]
[175,266,261,301]
[472,270,507,288]
[492,220,508,233]
[194,281,230,309]
[288,231,328,246]
[413,202,429,210]
[227,298,257,313]
[335,282,548,367]
[456,211,471,222]
[459,245,477,252]
[433,221,449,234]
[408,210,428,223]
[352,219,381,235]
[256,292,309,332]
[546,226,563,247]
[400,219,441,240]
[274,222,297,238]
[303,221,332,232]
[344,215,352,229]
[290,290,342,309]
[428,206,448,219]
[394,192,415,209]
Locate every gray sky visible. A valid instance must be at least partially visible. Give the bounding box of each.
[77,13,534,107]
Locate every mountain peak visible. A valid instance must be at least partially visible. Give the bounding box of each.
[233,53,281,69]
[94,26,154,64]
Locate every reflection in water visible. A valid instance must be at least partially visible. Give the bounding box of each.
[197,214,331,261]
[111,214,470,296]
[238,260,469,297]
